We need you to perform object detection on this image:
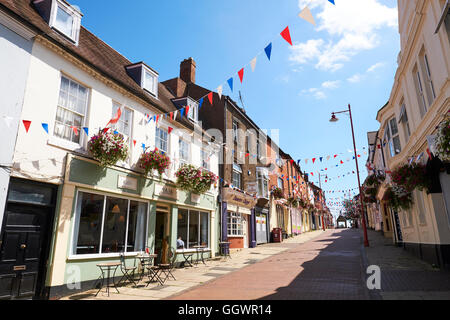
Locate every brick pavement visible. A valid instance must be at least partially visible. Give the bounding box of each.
[363,229,450,300]
[170,228,371,300]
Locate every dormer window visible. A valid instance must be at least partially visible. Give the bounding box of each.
[125,62,159,98]
[33,0,82,44]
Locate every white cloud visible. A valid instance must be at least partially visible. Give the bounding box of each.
[300,87,327,100]
[367,62,385,72]
[347,74,363,83]
[291,0,397,72]
[321,80,340,89]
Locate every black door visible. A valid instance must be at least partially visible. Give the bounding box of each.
[0,179,57,300]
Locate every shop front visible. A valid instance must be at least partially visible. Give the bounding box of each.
[255,198,270,245]
[45,155,218,299]
[291,207,302,235]
[222,187,257,249]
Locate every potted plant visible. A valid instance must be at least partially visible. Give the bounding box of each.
[385,185,413,211]
[435,112,450,162]
[271,187,284,199]
[87,129,129,167]
[175,164,218,195]
[138,148,170,176]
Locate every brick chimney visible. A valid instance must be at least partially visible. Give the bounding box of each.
[180,57,196,84]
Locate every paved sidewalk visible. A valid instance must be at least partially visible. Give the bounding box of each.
[61,230,325,300]
[364,229,450,300]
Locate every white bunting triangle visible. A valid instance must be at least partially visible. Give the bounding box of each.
[173,110,178,120]
[250,57,257,72]
[3,116,13,128]
[217,85,223,99]
[298,6,316,26]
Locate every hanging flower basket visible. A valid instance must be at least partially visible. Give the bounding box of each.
[138,149,170,176]
[87,129,129,167]
[271,187,284,199]
[298,198,306,208]
[435,112,450,162]
[287,197,299,208]
[175,164,218,194]
[385,186,413,211]
[390,162,430,192]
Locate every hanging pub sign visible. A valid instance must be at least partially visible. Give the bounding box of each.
[154,183,177,200]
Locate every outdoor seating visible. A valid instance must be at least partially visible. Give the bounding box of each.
[117,253,137,287]
[157,247,177,284]
[180,245,194,267]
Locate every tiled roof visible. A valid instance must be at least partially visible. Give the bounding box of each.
[0,0,194,129]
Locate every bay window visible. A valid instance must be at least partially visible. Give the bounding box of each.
[72,191,148,255]
[177,209,209,249]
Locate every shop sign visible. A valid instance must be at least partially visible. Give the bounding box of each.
[223,187,257,208]
[246,182,258,195]
[117,176,138,191]
[154,184,177,200]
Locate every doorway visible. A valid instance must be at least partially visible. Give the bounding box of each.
[0,178,57,300]
[154,205,170,264]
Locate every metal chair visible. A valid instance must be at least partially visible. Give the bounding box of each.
[158,247,177,284]
[146,251,164,286]
[117,253,137,287]
[180,245,194,267]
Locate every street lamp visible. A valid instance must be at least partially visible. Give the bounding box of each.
[329,104,369,247]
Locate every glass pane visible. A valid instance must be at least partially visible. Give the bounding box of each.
[101,197,128,253]
[127,201,147,252]
[58,89,67,108]
[75,192,103,255]
[145,71,155,93]
[7,180,53,205]
[177,209,188,249]
[389,118,398,135]
[54,5,73,37]
[200,212,208,246]
[393,136,401,154]
[188,211,199,247]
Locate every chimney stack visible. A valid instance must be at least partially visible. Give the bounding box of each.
[180,57,196,84]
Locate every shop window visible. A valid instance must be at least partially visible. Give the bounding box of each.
[54,76,88,144]
[177,209,209,249]
[73,191,148,255]
[227,211,243,236]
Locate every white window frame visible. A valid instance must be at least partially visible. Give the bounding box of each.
[257,168,269,199]
[178,138,190,168]
[232,119,239,143]
[52,74,89,148]
[413,64,428,117]
[176,208,211,251]
[384,117,401,158]
[49,0,81,44]
[69,189,149,259]
[141,65,158,98]
[227,211,243,237]
[232,163,242,189]
[155,126,168,153]
[187,99,198,122]
[422,53,436,102]
[398,101,411,142]
[201,148,210,170]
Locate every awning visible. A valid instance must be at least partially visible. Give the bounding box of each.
[435,0,450,34]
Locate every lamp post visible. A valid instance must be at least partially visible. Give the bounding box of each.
[330,104,369,247]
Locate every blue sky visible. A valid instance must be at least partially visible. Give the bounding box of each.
[70,0,400,218]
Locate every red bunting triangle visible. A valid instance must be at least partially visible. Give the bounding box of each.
[170,112,173,121]
[340,160,344,164]
[133,140,136,146]
[71,126,79,136]
[156,114,160,124]
[168,127,173,134]
[238,68,244,83]
[280,26,293,46]
[102,127,109,134]
[207,92,213,105]
[312,158,316,164]
[185,105,190,117]
[22,120,31,133]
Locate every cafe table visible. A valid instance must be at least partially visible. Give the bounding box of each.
[192,245,208,265]
[95,262,121,297]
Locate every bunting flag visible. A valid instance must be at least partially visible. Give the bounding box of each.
[299,6,316,26]
[198,98,204,110]
[168,127,173,134]
[170,112,173,121]
[71,126,79,136]
[180,108,185,119]
[217,85,223,99]
[83,127,89,136]
[238,68,244,83]
[227,78,233,92]
[141,143,146,151]
[250,57,257,72]
[312,158,316,164]
[102,127,109,134]
[207,92,213,105]
[185,105,190,117]
[3,116,13,128]
[41,123,49,134]
[280,26,293,46]
[133,140,136,146]
[22,120,31,133]
[106,107,122,127]
[174,110,178,120]
[264,43,272,61]
[328,0,335,5]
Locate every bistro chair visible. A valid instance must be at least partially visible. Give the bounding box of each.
[158,247,177,284]
[180,245,194,268]
[146,251,164,287]
[117,253,138,287]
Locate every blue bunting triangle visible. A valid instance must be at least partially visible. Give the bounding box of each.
[227,77,233,92]
[264,43,272,61]
[199,97,204,110]
[41,123,49,134]
[83,127,89,136]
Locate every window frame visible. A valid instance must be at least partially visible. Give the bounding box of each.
[232,163,242,189]
[141,65,158,98]
[227,211,243,237]
[53,74,89,147]
[49,0,81,44]
[155,126,169,154]
[178,138,190,168]
[70,189,149,259]
[176,208,211,250]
